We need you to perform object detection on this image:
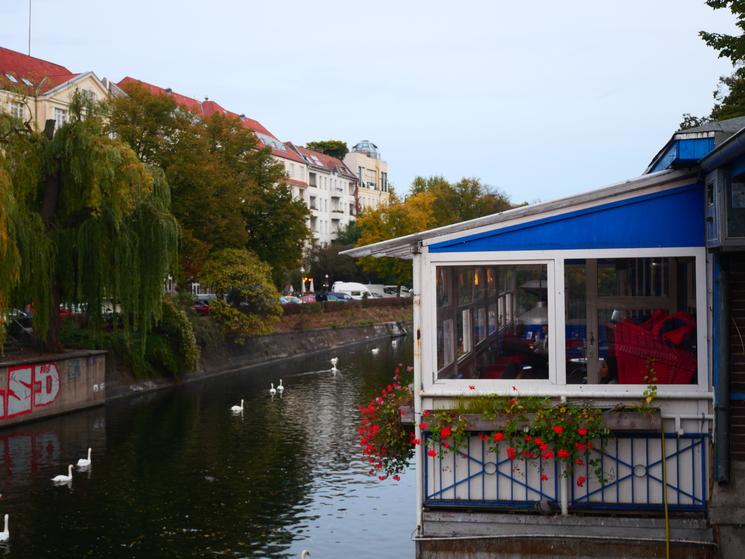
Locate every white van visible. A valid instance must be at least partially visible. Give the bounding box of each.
[331,281,374,300]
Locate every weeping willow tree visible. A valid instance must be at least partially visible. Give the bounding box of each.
[0,94,179,351]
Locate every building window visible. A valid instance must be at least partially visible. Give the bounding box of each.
[9,102,24,119]
[54,107,67,129]
[436,264,549,380]
[564,256,697,385]
[381,171,388,192]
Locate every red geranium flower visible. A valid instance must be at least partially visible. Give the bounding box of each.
[468,385,476,390]
[575,442,586,452]
[480,433,490,441]
[524,435,533,442]
[378,475,387,481]
[392,474,401,481]
[577,427,588,436]
[443,442,450,449]
[533,437,544,446]
[575,458,584,466]
[411,438,421,445]
[542,450,554,459]
[423,410,431,417]
[507,447,517,460]
[576,475,586,487]
[493,432,505,441]
[541,473,549,481]
[557,449,571,459]
[553,425,565,435]
[440,426,452,438]
[427,448,437,457]
[419,422,429,430]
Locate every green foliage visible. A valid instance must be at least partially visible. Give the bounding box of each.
[0,93,179,351]
[107,84,308,285]
[684,1,745,125]
[199,249,282,340]
[304,140,349,160]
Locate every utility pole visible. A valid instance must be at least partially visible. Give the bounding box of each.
[28,0,32,55]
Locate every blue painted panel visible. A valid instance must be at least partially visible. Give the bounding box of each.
[429,184,704,252]
[650,139,715,173]
[678,138,715,161]
[730,154,745,178]
[651,144,678,173]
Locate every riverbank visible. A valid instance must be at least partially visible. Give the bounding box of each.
[104,320,410,400]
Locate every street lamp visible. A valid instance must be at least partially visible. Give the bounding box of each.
[324,273,329,292]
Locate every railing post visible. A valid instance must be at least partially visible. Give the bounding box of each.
[560,462,569,515]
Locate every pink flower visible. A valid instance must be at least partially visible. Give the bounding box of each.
[468,385,476,390]
[406,365,414,372]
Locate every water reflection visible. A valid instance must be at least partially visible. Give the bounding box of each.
[0,337,414,558]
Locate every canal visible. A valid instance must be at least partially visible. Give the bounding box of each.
[0,338,415,558]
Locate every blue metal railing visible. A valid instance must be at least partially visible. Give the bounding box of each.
[424,434,559,509]
[424,431,708,512]
[570,431,707,512]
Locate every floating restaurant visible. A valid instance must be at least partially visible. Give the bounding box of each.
[345,117,745,558]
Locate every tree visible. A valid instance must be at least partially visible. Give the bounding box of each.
[0,95,178,351]
[107,84,309,284]
[355,176,519,285]
[683,1,745,125]
[199,249,282,340]
[305,140,349,160]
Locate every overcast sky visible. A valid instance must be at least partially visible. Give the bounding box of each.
[0,1,737,203]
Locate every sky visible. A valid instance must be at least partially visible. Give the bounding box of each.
[0,1,738,203]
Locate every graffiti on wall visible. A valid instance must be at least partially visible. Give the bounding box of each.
[0,363,61,419]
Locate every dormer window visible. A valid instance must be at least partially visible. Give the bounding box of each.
[5,73,18,83]
[21,78,33,87]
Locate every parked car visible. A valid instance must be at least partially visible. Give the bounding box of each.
[330,281,375,300]
[279,295,303,304]
[191,301,210,315]
[300,292,317,304]
[384,285,412,297]
[326,292,352,302]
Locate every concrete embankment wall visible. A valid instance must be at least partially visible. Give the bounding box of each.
[105,321,409,400]
[0,351,106,428]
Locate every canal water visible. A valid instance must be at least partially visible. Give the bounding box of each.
[0,338,415,558]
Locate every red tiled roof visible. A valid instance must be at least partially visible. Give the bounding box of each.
[0,46,78,94]
[117,76,306,164]
[292,144,356,179]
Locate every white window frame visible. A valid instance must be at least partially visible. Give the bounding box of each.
[420,247,708,399]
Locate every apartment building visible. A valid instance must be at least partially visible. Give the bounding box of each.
[343,140,391,211]
[288,144,357,246]
[0,46,111,132]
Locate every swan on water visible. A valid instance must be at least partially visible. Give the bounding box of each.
[0,514,8,543]
[300,550,310,559]
[230,399,244,413]
[52,465,73,484]
[277,379,284,395]
[270,383,277,397]
[330,357,338,370]
[76,448,92,469]
[371,347,379,355]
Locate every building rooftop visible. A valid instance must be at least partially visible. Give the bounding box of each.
[0,46,78,94]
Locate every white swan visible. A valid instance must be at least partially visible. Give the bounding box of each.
[300,550,310,559]
[269,383,277,397]
[371,347,379,355]
[0,514,8,542]
[230,399,244,413]
[330,357,338,370]
[77,448,92,469]
[277,379,284,395]
[52,464,73,484]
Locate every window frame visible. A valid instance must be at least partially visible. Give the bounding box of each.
[420,247,708,398]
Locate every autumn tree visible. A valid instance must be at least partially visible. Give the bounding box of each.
[0,95,178,351]
[305,140,349,160]
[107,84,308,285]
[355,177,518,285]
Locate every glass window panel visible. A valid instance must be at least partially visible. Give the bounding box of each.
[565,257,697,385]
[436,264,548,379]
